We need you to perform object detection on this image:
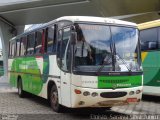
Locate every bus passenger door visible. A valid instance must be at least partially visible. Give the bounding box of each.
[57,28,72,107]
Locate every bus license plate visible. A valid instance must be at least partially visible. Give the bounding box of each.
[127,98,137,102]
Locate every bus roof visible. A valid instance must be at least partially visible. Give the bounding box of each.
[138,19,160,30]
[56,16,137,27]
[10,16,137,41]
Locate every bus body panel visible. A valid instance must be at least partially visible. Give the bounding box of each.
[8,59,14,86]
[141,51,160,95]
[72,75,142,89]
[71,85,142,108]
[9,55,60,95]
[60,72,71,107]
[143,86,160,96]
[139,20,160,96]
[142,51,160,86]
[9,54,65,105]
[9,56,143,108]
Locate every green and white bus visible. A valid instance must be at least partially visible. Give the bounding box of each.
[0,59,4,76]
[139,20,160,96]
[8,16,143,112]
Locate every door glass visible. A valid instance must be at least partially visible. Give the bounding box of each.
[61,28,71,71]
[57,30,62,65]
[57,28,71,71]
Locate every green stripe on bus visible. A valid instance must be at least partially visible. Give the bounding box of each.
[10,57,44,95]
[142,51,160,87]
[98,75,142,89]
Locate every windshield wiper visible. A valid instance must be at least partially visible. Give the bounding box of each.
[115,54,132,72]
[96,43,113,75]
[96,54,112,75]
[112,41,132,72]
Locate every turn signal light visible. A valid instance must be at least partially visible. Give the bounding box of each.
[74,89,81,94]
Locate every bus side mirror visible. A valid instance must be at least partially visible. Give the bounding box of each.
[71,32,77,45]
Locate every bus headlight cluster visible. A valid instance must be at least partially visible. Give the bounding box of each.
[129,91,135,95]
[82,91,98,97]
[91,92,98,97]
[129,90,141,95]
[136,90,141,94]
[83,91,90,96]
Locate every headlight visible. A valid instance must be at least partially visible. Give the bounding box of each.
[83,91,90,96]
[136,90,141,94]
[129,91,135,95]
[91,92,98,97]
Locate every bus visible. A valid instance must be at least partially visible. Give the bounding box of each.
[0,59,4,76]
[8,16,143,112]
[138,19,160,96]
[0,50,4,76]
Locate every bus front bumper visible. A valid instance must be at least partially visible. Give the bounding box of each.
[71,85,143,108]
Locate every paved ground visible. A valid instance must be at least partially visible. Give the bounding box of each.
[0,76,160,120]
[0,76,17,93]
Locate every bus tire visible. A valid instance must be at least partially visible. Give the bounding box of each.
[50,85,64,113]
[18,78,26,98]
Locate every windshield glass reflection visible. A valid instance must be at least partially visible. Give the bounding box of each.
[73,24,141,73]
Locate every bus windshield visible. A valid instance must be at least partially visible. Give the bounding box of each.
[73,24,141,73]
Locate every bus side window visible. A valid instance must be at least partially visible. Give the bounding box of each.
[10,42,13,57]
[16,39,21,57]
[46,26,56,54]
[10,41,16,58]
[27,33,35,55]
[35,30,43,54]
[20,37,27,56]
[9,42,11,57]
[140,27,158,51]
[13,41,17,57]
[158,27,160,43]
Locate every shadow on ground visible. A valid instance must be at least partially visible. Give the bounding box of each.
[142,94,160,103]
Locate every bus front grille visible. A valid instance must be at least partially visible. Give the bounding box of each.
[100,92,127,98]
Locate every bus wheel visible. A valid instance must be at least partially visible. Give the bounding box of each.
[50,85,64,112]
[18,78,26,98]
